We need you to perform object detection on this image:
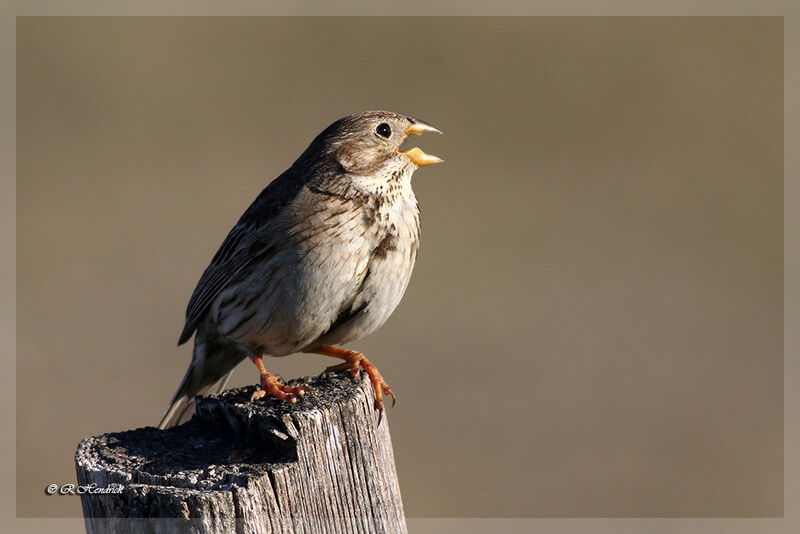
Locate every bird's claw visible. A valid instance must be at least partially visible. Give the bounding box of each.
[251,376,309,404]
[314,346,395,424]
[336,354,395,422]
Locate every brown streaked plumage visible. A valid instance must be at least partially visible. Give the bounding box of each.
[159,111,442,429]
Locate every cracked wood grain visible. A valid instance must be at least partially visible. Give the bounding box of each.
[75,372,406,534]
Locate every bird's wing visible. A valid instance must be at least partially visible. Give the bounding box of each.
[178,171,304,345]
[177,226,273,345]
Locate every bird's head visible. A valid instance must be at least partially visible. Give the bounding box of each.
[300,111,443,177]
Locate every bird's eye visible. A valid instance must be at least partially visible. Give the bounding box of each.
[376,123,392,138]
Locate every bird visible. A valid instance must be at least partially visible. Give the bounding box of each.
[158,111,443,429]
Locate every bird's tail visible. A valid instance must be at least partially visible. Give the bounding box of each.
[158,337,246,429]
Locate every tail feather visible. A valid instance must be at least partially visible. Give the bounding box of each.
[157,369,233,429]
[158,337,245,429]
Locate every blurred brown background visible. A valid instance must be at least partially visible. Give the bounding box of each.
[17,17,782,518]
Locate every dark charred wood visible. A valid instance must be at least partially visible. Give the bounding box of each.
[75,372,406,533]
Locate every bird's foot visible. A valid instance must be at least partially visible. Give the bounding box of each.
[312,346,395,421]
[251,374,309,403]
[249,354,309,403]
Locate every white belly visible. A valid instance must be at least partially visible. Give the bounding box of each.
[209,176,420,356]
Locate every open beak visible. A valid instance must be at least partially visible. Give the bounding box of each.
[405,121,442,136]
[400,120,443,167]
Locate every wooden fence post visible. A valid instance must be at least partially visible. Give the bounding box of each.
[74,372,407,533]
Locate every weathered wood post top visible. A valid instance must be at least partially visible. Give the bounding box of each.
[75,372,407,534]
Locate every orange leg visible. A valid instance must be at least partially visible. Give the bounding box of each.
[250,355,309,403]
[307,346,395,419]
